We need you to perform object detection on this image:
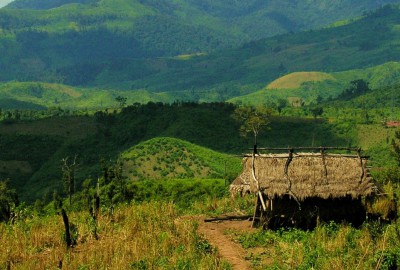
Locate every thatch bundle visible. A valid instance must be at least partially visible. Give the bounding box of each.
[230,153,379,200]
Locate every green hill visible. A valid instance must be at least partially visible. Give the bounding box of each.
[136,5,400,100]
[3,61,399,110]
[0,81,176,109]
[229,61,400,105]
[76,4,400,101]
[120,137,241,180]
[266,72,336,90]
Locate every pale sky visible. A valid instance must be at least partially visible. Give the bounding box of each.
[0,0,13,8]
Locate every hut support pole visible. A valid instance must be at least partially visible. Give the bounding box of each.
[258,191,267,211]
[251,147,269,228]
[252,195,260,228]
[251,152,260,191]
[357,148,365,182]
[252,192,268,228]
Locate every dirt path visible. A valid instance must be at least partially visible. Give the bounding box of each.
[197,218,256,270]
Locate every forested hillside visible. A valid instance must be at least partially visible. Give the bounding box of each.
[6,0,400,40]
[0,102,353,201]
[1,1,400,103]
[126,5,400,100]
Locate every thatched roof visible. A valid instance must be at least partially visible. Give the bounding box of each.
[230,152,379,200]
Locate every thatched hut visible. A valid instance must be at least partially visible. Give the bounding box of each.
[230,147,382,229]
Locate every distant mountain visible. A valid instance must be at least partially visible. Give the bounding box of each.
[6,0,95,9]
[5,0,400,41]
[1,2,400,102]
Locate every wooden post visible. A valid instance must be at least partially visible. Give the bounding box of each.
[251,195,260,228]
[224,160,227,186]
[258,191,267,211]
[61,209,72,248]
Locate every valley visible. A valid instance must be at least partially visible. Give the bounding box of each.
[0,1,400,269]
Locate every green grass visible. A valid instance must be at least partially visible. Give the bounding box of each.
[125,178,230,210]
[228,221,400,269]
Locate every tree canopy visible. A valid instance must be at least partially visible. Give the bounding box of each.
[232,105,272,146]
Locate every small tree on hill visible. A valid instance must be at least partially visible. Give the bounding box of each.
[115,96,127,109]
[62,155,78,206]
[232,105,272,147]
[0,180,19,222]
[310,106,324,120]
[276,98,288,115]
[338,79,371,100]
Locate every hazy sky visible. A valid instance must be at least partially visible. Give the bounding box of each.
[0,0,13,8]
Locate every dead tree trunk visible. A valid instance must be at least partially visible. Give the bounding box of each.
[61,208,72,248]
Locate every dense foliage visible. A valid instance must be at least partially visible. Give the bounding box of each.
[0,101,361,202]
[0,180,18,222]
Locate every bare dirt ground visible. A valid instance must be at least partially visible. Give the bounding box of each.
[197,217,256,270]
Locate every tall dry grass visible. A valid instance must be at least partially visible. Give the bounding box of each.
[0,202,230,269]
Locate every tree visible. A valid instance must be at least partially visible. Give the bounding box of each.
[315,95,323,104]
[310,106,324,120]
[338,79,371,100]
[100,158,127,205]
[115,96,127,109]
[62,155,78,206]
[232,105,272,146]
[0,180,19,222]
[276,98,288,115]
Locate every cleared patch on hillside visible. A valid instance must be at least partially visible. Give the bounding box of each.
[174,53,207,60]
[267,72,336,90]
[45,83,82,98]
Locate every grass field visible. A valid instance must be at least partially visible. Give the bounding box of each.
[1,192,399,269]
[0,202,231,269]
